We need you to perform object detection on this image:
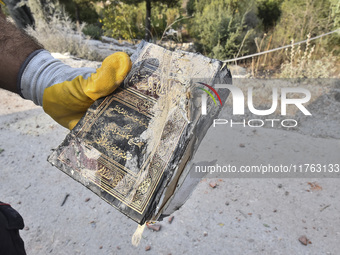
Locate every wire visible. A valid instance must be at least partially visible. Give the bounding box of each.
[223,29,340,63]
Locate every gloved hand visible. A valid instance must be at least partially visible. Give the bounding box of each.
[19,50,132,129]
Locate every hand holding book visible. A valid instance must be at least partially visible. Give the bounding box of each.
[48,41,232,224]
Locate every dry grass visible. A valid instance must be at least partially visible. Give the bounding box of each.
[26,14,101,61]
[279,34,338,78]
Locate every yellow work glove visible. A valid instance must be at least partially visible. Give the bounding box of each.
[19,50,132,130]
[43,53,131,129]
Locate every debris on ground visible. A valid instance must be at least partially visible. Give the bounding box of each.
[61,194,70,206]
[237,209,248,218]
[298,235,309,246]
[168,216,174,224]
[147,223,161,232]
[320,204,331,212]
[307,182,322,191]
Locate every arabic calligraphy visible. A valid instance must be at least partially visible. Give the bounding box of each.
[112,105,148,128]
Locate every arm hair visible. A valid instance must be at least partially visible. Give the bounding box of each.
[0,9,42,94]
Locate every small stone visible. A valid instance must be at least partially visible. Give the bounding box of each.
[145,245,151,251]
[85,198,90,202]
[273,209,277,213]
[239,143,245,148]
[308,182,322,191]
[299,235,308,246]
[203,231,208,237]
[278,184,282,188]
[90,221,96,229]
[209,182,217,188]
[99,246,103,249]
[168,216,174,224]
[116,246,121,250]
[24,226,29,231]
[147,223,161,232]
[285,191,289,196]
[225,201,230,206]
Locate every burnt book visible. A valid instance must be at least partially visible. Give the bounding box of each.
[48,41,231,224]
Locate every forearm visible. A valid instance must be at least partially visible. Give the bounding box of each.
[0,4,131,131]
[0,11,42,94]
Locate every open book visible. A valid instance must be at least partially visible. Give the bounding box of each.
[48,41,231,224]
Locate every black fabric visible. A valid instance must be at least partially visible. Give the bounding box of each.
[0,202,26,255]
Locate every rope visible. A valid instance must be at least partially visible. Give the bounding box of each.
[223,29,340,63]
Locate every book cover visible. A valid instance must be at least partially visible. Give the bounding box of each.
[48,41,231,224]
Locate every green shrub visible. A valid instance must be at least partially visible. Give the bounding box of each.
[257,0,283,32]
[262,0,339,66]
[59,0,99,24]
[82,23,102,39]
[102,2,144,40]
[188,0,260,60]
[102,1,181,41]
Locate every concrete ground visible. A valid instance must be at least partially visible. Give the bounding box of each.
[1,85,339,254]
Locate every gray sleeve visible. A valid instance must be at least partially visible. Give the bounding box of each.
[19,50,96,106]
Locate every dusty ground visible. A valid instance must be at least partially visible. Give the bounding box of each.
[0,57,339,254]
